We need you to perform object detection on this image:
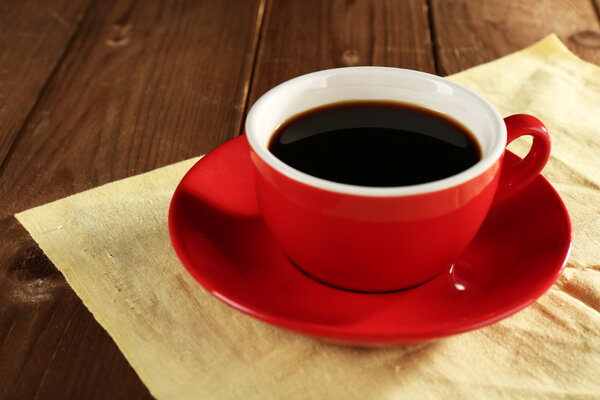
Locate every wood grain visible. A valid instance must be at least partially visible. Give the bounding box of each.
[0,0,263,398]
[0,0,91,168]
[430,0,600,75]
[0,0,264,215]
[247,0,435,106]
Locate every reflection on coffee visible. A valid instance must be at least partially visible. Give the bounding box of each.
[268,101,481,187]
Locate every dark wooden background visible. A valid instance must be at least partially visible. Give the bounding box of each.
[1,0,599,398]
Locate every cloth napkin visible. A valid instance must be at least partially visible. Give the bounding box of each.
[16,34,600,399]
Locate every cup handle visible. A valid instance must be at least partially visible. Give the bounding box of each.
[494,114,551,204]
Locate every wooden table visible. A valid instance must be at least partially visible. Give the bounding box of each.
[1,0,599,398]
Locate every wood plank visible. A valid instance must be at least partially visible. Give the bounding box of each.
[1,0,264,215]
[0,0,92,167]
[430,0,600,75]
[0,0,264,398]
[247,0,435,106]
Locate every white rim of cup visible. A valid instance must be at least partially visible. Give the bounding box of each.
[245,67,506,197]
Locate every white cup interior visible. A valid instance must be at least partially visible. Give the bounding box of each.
[246,67,506,197]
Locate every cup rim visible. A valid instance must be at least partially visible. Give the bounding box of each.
[245,66,506,197]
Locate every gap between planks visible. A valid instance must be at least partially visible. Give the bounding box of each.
[425,0,441,75]
[236,0,268,137]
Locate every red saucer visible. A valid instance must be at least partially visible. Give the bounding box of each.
[168,135,572,345]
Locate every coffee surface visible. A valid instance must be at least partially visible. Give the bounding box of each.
[268,101,481,187]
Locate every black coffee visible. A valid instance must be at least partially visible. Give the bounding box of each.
[268,101,481,187]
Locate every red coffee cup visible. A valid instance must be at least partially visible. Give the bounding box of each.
[246,67,550,292]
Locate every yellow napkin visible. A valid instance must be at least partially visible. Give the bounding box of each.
[16,35,600,399]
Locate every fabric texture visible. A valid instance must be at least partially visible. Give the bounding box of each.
[16,35,600,399]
